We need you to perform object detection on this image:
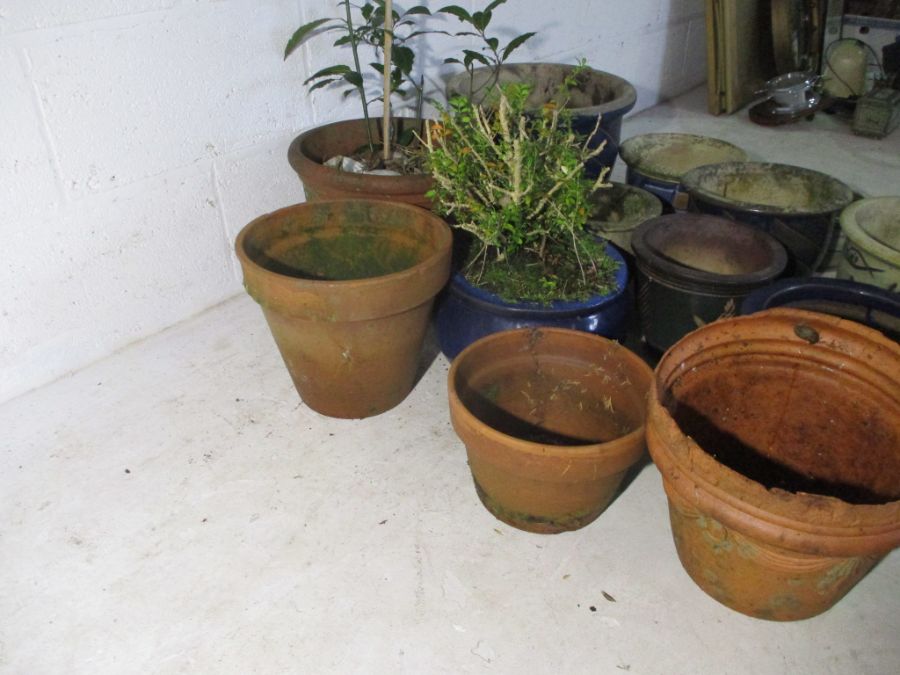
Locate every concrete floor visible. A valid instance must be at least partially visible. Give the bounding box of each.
[3,88,899,674]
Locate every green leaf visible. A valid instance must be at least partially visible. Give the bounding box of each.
[308,78,338,92]
[486,37,499,52]
[303,64,352,85]
[405,6,432,15]
[501,32,535,61]
[485,0,508,11]
[463,49,491,68]
[370,61,385,74]
[439,5,472,22]
[444,57,463,65]
[472,10,491,32]
[342,71,364,88]
[393,46,414,74]
[284,18,333,59]
[361,3,374,20]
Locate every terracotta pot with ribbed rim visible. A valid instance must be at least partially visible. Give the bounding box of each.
[647,309,900,620]
[448,327,653,534]
[236,199,451,418]
[287,118,433,208]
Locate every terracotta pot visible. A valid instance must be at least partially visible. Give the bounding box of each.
[236,199,451,418]
[837,196,900,292]
[632,213,788,352]
[287,118,433,208]
[647,309,900,620]
[448,327,653,533]
[618,133,747,209]
[681,162,854,275]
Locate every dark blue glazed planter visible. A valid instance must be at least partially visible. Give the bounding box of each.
[740,277,900,342]
[619,133,747,209]
[434,245,631,360]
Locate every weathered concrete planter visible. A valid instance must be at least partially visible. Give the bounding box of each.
[288,118,433,208]
[618,133,746,209]
[647,309,900,620]
[448,327,653,533]
[681,162,854,275]
[587,182,663,255]
[236,199,451,418]
[632,214,787,352]
[837,196,900,292]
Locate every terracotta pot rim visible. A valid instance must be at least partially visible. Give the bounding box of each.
[618,132,747,183]
[648,308,900,555]
[288,117,434,191]
[680,161,855,217]
[237,199,450,285]
[449,327,652,461]
[840,196,900,264]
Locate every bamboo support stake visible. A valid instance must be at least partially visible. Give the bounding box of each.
[382,0,393,163]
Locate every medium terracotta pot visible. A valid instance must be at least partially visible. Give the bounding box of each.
[287,118,433,208]
[236,199,451,418]
[647,309,900,620]
[448,327,653,533]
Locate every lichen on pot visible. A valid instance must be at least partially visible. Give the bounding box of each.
[837,196,900,292]
[647,308,900,620]
[587,182,663,254]
[448,327,653,533]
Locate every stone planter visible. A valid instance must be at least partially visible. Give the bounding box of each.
[681,162,854,275]
[647,309,900,620]
[632,213,787,352]
[618,133,746,209]
[836,196,900,292]
[446,63,636,178]
[236,199,451,418]
[448,327,653,533]
[287,118,433,208]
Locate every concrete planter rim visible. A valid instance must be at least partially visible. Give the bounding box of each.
[840,196,900,266]
[618,132,748,184]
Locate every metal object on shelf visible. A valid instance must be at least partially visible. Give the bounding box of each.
[852,87,900,137]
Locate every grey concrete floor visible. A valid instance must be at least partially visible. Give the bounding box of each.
[3,87,899,673]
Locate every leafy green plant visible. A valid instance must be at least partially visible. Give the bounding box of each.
[420,79,618,304]
[439,1,536,102]
[284,1,434,153]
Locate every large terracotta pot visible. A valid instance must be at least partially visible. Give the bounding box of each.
[647,309,900,620]
[236,199,451,418]
[448,327,653,533]
[287,118,433,208]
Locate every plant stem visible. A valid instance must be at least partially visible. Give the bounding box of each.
[343,0,374,151]
[382,0,393,162]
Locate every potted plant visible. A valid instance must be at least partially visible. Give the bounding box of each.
[284,1,535,207]
[421,78,630,358]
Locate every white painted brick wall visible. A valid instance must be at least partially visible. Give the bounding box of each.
[0,0,706,403]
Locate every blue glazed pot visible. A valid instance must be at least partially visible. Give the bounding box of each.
[619,133,747,209]
[740,277,900,342]
[434,245,631,360]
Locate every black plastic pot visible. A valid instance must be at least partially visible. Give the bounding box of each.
[632,213,788,352]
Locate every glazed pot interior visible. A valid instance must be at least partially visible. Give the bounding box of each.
[659,332,900,505]
[683,162,852,214]
[241,201,447,281]
[454,331,648,446]
[619,133,746,182]
[639,214,783,277]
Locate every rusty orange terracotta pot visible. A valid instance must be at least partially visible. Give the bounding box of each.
[288,118,433,208]
[448,327,653,533]
[647,309,900,620]
[236,199,451,418]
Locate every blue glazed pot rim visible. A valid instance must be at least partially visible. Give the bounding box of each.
[741,277,900,319]
[447,245,629,318]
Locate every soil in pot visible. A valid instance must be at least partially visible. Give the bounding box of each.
[681,162,854,275]
[448,327,653,533]
[288,118,433,208]
[647,308,900,620]
[236,199,451,418]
